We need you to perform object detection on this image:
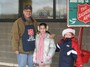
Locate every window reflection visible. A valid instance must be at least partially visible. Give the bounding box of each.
[56,0,66,19]
[32,0,53,19]
[0,0,18,19]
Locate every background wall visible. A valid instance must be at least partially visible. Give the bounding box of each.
[0,22,90,67]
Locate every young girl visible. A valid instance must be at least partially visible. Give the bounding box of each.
[56,28,82,67]
[33,23,56,67]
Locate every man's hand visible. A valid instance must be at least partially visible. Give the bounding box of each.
[15,51,19,54]
[49,34,55,38]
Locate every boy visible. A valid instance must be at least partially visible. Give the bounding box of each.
[56,28,82,67]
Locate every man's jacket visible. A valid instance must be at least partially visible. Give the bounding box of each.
[11,16,37,54]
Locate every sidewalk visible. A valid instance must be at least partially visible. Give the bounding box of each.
[0,63,89,67]
[0,62,17,67]
[0,65,16,67]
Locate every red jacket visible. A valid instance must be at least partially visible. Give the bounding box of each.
[72,37,82,67]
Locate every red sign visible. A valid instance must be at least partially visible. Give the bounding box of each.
[28,29,34,36]
[77,4,90,24]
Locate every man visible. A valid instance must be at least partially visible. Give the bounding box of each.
[11,5,37,67]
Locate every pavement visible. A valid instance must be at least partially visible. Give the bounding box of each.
[0,62,17,67]
[0,65,17,67]
[0,64,89,67]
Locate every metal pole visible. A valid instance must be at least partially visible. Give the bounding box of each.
[78,27,84,49]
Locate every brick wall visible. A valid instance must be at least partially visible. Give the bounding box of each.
[0,22,90,67]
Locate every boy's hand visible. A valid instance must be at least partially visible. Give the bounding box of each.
[67,50,77,56]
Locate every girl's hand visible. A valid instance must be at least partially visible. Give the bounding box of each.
[46,56,51,60]
[39,61,44,65]
[33,57,36,64]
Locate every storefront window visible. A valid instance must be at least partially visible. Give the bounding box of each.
[56,0,66,19]
[0,0,19,19]
[0,0,66,22]
[32,0,53,19]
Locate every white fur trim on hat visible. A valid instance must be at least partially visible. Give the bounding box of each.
[62,28,75,36]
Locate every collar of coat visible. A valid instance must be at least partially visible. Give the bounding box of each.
[58,37,78,44]
[36,33,50,39]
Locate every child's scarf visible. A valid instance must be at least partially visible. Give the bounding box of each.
[36,34,44,62]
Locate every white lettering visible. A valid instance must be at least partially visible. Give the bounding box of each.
[81,6,87,12]
[78,8,90,18]
[78,0,84,3]
[70,0,77,2]
[85,0,89,3]
[83,14,90,20]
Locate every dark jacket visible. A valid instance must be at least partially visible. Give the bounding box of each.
[56,37,82,67]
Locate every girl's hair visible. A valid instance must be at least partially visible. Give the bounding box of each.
[39,23,47,28]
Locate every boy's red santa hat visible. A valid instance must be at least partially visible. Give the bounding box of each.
[62,28,75,36]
